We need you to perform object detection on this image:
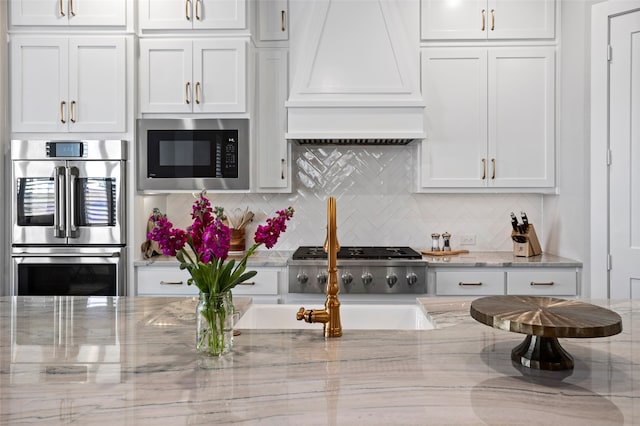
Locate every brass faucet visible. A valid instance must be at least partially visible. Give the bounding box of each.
[296,196,342,337]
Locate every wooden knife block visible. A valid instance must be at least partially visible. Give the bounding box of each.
[512,224,542,257]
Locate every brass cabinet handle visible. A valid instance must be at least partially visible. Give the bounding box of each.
[160,280,184,286]
[238,281,255,286]
[59,0,65,16]
[481,158,486,180]
[459,282,483,286]
[60,101,66,123]
[70,100,76,123]
[481,9,485,31]
[70,0,75,16]
[491,9,495,31]
[195,82,201,104]
[185,82,191,104]
[196,0,201,20]
[186,0,191,20]
[281,158,286,180]
[281,10,286,31]
[530,281,555,286]
[491,158,496,179]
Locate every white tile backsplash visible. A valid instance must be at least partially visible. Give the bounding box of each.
[149,144,542,252]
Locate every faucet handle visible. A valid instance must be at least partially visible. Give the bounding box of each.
[296,307,307,321]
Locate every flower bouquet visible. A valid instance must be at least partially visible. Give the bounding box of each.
[148,191,294,355]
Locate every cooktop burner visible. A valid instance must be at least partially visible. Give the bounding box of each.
[292,246,422,260]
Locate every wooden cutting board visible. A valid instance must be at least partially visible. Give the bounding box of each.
[420,249,469,256]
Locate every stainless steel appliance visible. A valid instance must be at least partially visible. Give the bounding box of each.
[137,118,249,192]
[10,140,127,296]
[288,246,426,302]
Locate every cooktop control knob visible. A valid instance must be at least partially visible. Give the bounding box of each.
[341,272,353,286]
[406,272,418,286]
[297,272,309,285]
[361,272,373,285]
[386,274,398,288]
[316,272,327,285]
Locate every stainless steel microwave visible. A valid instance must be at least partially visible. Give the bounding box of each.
[137,119,250,192]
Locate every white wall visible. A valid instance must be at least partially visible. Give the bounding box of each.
[1,2,7,296]
[543,0,601,297]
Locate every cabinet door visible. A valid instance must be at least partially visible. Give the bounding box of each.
[421,49,488,188]
[255,49,290,190]
[507,269,577,296]
[194,0,246,29]
[488,0,555,39]
[435,269,505,295]
[68,38,126,132]
[67,0,127,26]
[421,0,486,40]
[139,39,193,113]
[10,0,126,26]
[193,40,246,113]
[258,0,288,40]
[139,0,192,30]
[488,48,555,188]
[11,37,69,132]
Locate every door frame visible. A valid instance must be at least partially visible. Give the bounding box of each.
[590,0,640,298]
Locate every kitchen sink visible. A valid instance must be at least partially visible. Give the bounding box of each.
[235,304,435,330]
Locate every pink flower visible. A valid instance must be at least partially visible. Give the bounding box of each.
[147,216,187,256]
[254,207,294,249]
[200,218,231,263]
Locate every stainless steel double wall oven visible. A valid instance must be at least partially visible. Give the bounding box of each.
[11,140,127,296]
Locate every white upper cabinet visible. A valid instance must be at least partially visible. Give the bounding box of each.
[420,47,555,189]
[421,0,555,40]
[139,0,246,30]
[255,49,290,191]
[10,0,126,26]
[258,0,288,41]
[11,36,126,133]
[139,38,246,114]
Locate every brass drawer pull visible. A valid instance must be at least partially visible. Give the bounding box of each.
[160,280,184,286]
[185,82,191,104]
[481,158,486,180]
[59,0,65,16]
[491,9,495,31]
[481,9,485,31]
[530,281,555,286]
[196,0,201,20]
[60,101,66,123]
[70,0,75,16]
[238,281,255,286]
[281,10,286,32]
[186,0,191,20]
[459,282,482,286]
[70,100,76,123]
[281,158,286,180]
[195,82,201,104]
[491,158,496,179]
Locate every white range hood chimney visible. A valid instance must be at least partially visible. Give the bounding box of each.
[285,0,425,144]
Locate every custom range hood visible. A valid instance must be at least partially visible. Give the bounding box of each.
[285,0,425,144]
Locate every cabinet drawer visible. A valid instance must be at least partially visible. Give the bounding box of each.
[136,266,280,296]
[435,270,505,295]
[507,269,577,296]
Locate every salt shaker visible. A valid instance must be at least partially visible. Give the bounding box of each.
[442,232,451,251]
[430,233,441,251]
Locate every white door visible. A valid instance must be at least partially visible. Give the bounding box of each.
[10,0,68,26]
[194,0,246,29]
[609,10,640,298]
[488,0,555,39]
[488,47,555,188]
[68,0,126,26]
[420,0,486,40]
[10,36,69,132]
[68,37,126,132]
[139,0,192,30]
[193,39,246,113]
[139,39,193,113]
[420,48,488,188]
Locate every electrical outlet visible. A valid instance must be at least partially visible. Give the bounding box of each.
[460,234,476,246]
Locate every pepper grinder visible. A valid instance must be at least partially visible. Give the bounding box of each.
[430,233,441,251]
[442,232,451,251]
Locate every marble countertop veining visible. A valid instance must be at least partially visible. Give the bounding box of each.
[1,296,633,425]
[421,251,582,267]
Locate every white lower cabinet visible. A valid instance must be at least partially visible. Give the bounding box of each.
[136,265,282,303]
[435,269,505,295]
[434,267,578,296]
[507,268,577,296]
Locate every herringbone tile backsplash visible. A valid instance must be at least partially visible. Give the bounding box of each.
[153,144,542,252]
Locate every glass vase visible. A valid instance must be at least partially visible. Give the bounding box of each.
[196,292,234,356]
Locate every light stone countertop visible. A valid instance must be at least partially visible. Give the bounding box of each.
[135,250,581,269]
[0,295,634,425]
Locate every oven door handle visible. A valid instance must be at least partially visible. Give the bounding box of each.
[54,166,66,238]
[14,252,121,258]
[68,166,79,238]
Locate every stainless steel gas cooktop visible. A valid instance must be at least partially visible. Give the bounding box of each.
[292,246,423,260]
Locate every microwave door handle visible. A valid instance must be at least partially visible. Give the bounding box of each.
[68,167,79,238]
[54,166,66,238]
